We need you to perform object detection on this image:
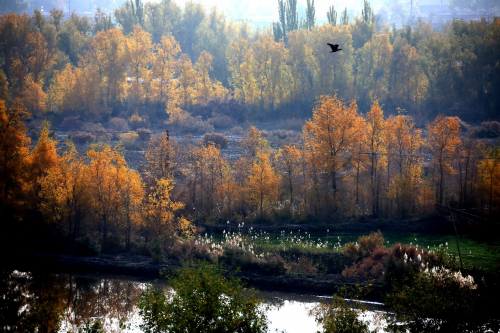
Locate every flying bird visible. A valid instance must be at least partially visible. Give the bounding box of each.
[327,43,342,53]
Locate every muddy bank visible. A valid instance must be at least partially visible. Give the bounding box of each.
[2,252,387,299]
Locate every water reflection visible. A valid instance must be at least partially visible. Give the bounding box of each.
[0,270,142,333]
[0,270,386,333]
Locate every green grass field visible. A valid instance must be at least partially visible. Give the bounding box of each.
[209,229,500,270]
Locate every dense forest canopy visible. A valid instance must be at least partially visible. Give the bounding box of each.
[0,0,500,255]
[0,0,499,122]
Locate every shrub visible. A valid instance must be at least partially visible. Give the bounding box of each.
[147,239,164,263]
[109,117,129,132]
[119,131,139,149]
[342,247,389,280]
[137,127,152,141]
[342,240,444,283]
[231,126,244,135]
[178,116,214,134]
[193,97,248,122]
[472,128,499,138]
[74,237,101,256]
[384,267,494,332]
[202,133,229,148]
[314,285,374,333]
[78,319,104,333]
[270,129,295,140]
[343,230,384,261]
[208,112,234,129]
[219,247,286,275]
[69,131,96,143]
[168,239,213,262]
[129,113,148,129]
[81,123,112,141]
[258,254,287,275]
[281,117,305,131]
[287,257,318,275]
[137,261,268,333]
[61,116,83,130]
[481,121,500,133]
[27,119,44,139]
[383,243,442,286]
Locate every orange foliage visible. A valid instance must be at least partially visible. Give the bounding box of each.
[0,100,31,215]
[27,122,59,204]
[246,152,280,220]
[303,94,364,192]
[427,115,461,204]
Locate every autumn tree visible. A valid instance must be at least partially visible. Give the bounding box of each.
[39,143,90,247]
[26,31,57,84]
[145,131,177,182]
[307,24,354,98]
[365,100,385,215]
[427,115,461,205]
[21,74,47,116]
[454,137,483,208]
[287,30,313,103]
[177,53,197,111]
[216,167,241,220]
[356,34,392,103]
[303,95,364,193]
[0,70,9,102]
[193,7,233,86]
[349,121,368,210]
[151,36,180,107]
[121,167,144,251]
[125,25,153,107]
[386,114,424,217]
[240,126,268,159]
[246,152,280,220]
[85,145,130,250]
[276,145,301,205]
[226,37,257,106]
[195,51,215,104]
[251,34,289,111]
[390,45,428,111]
[476,146,500,216]
[0,100,30,218]
[143,178,191,248]
[26,122,59,209]
[103,29,127,109]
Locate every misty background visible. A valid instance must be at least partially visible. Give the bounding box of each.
[3,0,500,30]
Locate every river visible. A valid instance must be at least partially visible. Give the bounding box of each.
[0,269,386,332]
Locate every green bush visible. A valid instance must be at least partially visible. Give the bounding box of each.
[385,267,499,332]
[137,261,268,333]
[147,239,164,263]
[314,285,374,333]
[79,319,104,333]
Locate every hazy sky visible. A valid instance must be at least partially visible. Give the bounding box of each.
[116,0,385,21]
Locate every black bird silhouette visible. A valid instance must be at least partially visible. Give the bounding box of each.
[327,43,342,53]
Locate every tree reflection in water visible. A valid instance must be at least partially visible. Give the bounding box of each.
[0,269,142,332]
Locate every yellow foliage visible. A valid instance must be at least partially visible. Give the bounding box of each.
[246,152,280,220]
[303,94,364,192]
[119,131,139,149]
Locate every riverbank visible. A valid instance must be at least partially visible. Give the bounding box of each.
[2,252,388,300]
